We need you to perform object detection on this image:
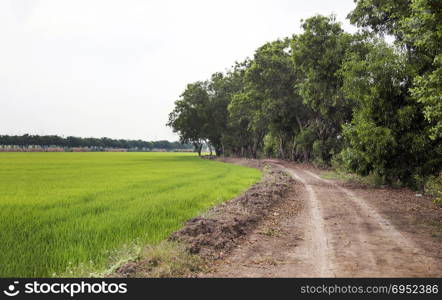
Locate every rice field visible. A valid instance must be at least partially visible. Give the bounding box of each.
[0,152,261,277]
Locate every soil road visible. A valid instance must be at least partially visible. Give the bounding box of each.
[209,161,442,277]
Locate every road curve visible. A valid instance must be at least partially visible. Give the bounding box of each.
[279,163,440,277]
[209,162,441,277]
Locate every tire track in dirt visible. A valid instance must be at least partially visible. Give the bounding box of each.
[284,168,333,277]
[207,161,442,277]
[290,165,440,277]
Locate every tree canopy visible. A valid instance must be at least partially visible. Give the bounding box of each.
[0,134,192,151]
[168,2,442,188]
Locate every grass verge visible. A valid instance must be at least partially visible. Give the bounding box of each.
[320,170,381,187]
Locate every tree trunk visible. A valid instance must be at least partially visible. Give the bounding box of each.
[295,115,304,133]
[279,136,285,159]
[252,144,257,159]
[295,115,309,161]
[194,143,202,156]
[304,150,309,162]
[291,140,295,161]
[207,141,213,156]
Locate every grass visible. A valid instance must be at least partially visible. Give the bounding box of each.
[116,241,206,278]
[64,240,206,278]
[0,152,261,277]
[320,170,382,187]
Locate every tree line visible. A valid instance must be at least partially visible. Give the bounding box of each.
[168,0,442,188]
[0,134,193,151]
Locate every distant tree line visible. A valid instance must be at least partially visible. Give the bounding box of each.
[0,134,193,151]
[168,0,442,188]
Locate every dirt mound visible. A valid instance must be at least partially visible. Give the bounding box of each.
[170,164,294,259]
[171,217,249,255]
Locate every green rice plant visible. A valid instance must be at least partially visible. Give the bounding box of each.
[0,152,261,277]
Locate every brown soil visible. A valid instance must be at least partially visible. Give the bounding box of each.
[115,158,442,278]
[113,158,292,278]
[170,161,294,259]
[205,160,442,277]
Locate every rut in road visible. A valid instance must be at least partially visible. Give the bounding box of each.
[209,163,442,277]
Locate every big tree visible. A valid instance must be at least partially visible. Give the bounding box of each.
[244,38,306,159]
[167,82,210,155]
[339,39,441,185]
[346,0,442,185]
[292,15,353,164]
[350,0,442,139]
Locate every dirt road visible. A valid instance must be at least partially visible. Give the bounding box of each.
[209,162,442,277]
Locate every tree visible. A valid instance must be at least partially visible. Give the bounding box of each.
[167,8,441,189]
[227,88,268,158]
[348,0,412,40]
[403,0,442,139]
[339,40,441,185]
[350,0,442,139]
[292,15,353,164]
[205,70,244,155]
[167,82,210,155]
[245,38,305,159]
[0,134,188,151]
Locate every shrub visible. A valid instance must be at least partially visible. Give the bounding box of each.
[425,174,442,206]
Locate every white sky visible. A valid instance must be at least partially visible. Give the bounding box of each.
[0,0,356,141]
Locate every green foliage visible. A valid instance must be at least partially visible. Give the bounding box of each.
[294,127,316,161]
[411,55,442,140]
[352,0,442,139]
[244,39,303,159]
[336,147,370,176]
[167,82,211,154]
[348,0,412,39]
[425,174,442,206]
[263,133,279,158]
[338,38,442,185]
[345,0,442,185]
[168,5,441,188]
[227,86,267,158]
[0,152,261,277]
[321,170,384,187]
[293,15,351,118]
[292,15,353,164]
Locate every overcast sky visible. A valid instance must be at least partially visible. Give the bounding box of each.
[0,0,357,141]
